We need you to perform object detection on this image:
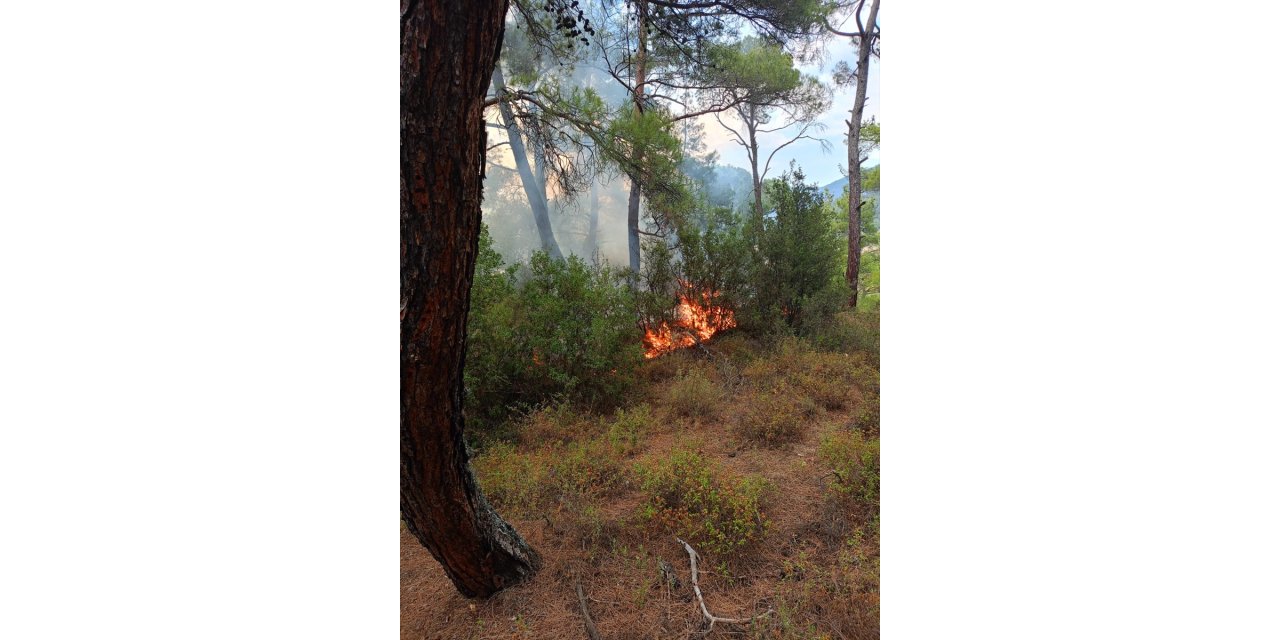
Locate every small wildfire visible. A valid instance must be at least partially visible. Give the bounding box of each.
[643,287,736,359]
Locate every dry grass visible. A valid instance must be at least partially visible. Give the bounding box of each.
[734,383,819,447]
[662,367,721,419]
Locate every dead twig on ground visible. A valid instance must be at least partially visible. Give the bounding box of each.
[575,581,602,640]
[675,537,773,635]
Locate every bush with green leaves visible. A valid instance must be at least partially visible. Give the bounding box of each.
[464,234,644,432]
[637,448,770,556]
[743,167,849,335]
[675,205,752,318]
[819,430,880,508]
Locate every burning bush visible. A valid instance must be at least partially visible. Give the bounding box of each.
[641,283,738,359]
[638,207,749,358]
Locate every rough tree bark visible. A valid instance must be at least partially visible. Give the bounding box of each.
[401,0,540,598]
[493,66,564,259]
[845,0,880,308]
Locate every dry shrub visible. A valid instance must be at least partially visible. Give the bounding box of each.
[662,366,720,419]
[709,331,761,365]
[744,337,874,412]
[516,401,595,446]
[818,430,880,509]
[810,309,880,362]
[850,388,880,433]
[736,384,819,446]
[636,448,770,557]
[639,348,698,383]
[472,441,549,516]
[749,533,880,640]
[474,431,632,519]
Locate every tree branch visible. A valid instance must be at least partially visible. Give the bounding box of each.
[762,128,829,180]
[675,537,772,634]
[575,582,602,640]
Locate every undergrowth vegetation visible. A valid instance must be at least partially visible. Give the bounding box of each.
[820,430,881,509]
[465,230,644,433]
[636,448,771,557]
[446,170,881,638]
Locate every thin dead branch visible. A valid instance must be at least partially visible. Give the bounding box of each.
[575,581,602,640]
[675,537,773,634]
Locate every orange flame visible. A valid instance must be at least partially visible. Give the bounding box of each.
[643,286,736,359]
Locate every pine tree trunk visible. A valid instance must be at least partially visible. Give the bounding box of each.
[747,109,763,220]
[626,0,649,279]
[586,180,600,258]
[493,67,564,260]
[846,0,880,308]
[401,0,540,598]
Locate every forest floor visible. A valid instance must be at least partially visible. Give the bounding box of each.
[402,314,880,639]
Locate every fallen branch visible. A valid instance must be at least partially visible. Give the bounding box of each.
[575,581,602,640]
[675,537,773,634]
[819,469,847,484]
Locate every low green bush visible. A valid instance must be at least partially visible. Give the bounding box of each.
[606,403,653,456]
[818,430,879,508]
[637,448,770,556]
[465,231,644,434]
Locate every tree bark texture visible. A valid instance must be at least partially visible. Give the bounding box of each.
[846,0,880,308]
[401,0,540,598]
[493,66,564,260]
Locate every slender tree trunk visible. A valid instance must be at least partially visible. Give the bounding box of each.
[846,0,880,308]
[626,0,649,278]
[586,180,600,258]
[627,181,642,274]
[746,108,763,220]
[493,67,564,260]
[401,0,540,598]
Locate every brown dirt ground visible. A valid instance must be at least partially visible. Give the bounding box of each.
[402,346,879,640]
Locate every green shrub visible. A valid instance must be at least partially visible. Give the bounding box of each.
[606,403,653,456]
[637,448,770,556]
[742,167,847,334]
[464,240,644,433]
[819,430,879,508]
[809,310,879,360]
[472,441,548,516]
